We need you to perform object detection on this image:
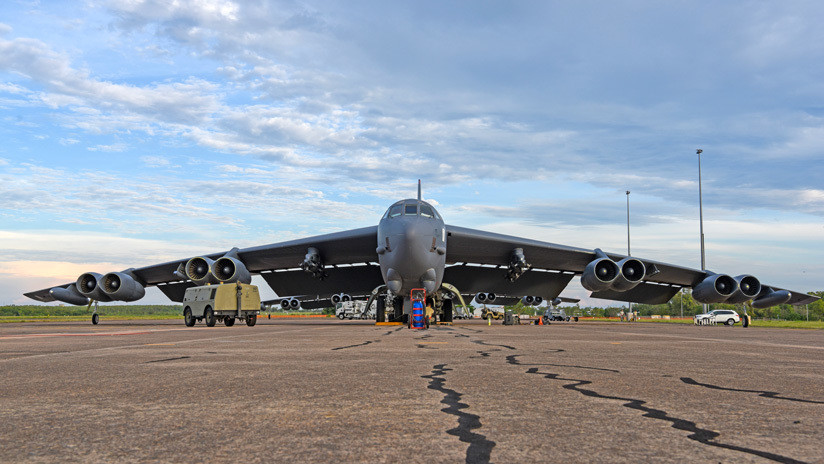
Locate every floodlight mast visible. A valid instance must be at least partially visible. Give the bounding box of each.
[697,148,707,313]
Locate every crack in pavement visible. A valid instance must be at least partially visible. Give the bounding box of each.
[506,354,620,373]
[508,355,805,464]
[144,356,191,363]
[470,339,516,351]
[331,339,380,351]
[422,364,496,464]
[681,377,824,405]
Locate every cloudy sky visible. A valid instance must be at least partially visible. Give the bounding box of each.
[1,0,822,305]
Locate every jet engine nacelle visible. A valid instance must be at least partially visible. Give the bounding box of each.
[331,293,352,304]
[186,256,218,286]
[475,292,496,303]
[581,257,620,292]
[521,295,542,306]
[49,286,90,306]
[610,258,646,291]
[692,273,737,304]
[725,275,761,304]
[280,298,301,310]
[211,257,251,284]
[76,272,113,302]
[101,272,146,302]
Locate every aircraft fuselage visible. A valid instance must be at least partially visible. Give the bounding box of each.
[376,199,447,301]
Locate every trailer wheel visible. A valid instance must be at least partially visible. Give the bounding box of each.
[246,314,257,327]
[574,317,579,322]
[224,317,235,327]
[184,307,195,327]
[204,307,216,327]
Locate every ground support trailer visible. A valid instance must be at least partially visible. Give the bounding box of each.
[182,282,261,327]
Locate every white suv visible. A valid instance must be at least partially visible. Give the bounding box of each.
[694,309,740,326]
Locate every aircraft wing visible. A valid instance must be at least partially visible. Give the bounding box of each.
[444,225,818,306]
[25,226,379,303]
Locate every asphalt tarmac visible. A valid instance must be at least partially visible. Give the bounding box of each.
[1,318,822,463]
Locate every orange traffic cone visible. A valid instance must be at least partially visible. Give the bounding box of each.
[538,317,543,325]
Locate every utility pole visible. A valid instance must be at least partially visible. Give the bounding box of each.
[697,149,707,313]
[626,190,632,317]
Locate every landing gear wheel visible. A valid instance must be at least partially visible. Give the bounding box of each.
[246,314,257,327]
[91,313,99,325]
[204,307,216,327]
[184,308,195,327]
[224,317,235,327]
[574,316,579,322]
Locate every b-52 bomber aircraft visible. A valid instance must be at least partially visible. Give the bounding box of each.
[25,182,819,322]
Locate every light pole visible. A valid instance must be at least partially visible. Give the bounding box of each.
[626,190,632,317]
[697,148,707,313]
[626,190,631,256]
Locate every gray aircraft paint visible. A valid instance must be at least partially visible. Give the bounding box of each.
[24,183,820,311]
[376,199,446,299]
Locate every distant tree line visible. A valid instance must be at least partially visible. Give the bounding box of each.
[0,305,181,317]
[502,290,824,321]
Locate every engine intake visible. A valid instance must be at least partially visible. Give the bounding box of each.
[186,256,217,286]
[101,272,146,302]
[76,272,112,302]
[610,258,646,291]
[475,292,496,303]
[211,257,251,284]
[280,298,301,310]
[581,253,621,292]
[692,273,737,304]
[331,293,352,304]
[726,275,761,304]
[521,295,542,306]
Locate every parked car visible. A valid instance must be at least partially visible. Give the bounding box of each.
[694,309,740,326]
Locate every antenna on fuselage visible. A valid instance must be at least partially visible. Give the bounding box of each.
[417,179,421,201]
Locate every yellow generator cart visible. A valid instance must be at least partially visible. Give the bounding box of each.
[182,282,261,327]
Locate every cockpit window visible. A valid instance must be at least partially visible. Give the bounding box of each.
[388,204,403,217]
[404,204,418,215]
[420,204,434,218]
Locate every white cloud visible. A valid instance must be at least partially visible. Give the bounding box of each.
[88,143,127,152]
[140,155,171,167]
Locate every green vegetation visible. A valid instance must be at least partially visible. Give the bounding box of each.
[547,290,824,322]
[0,304,182,317]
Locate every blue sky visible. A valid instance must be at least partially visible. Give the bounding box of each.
[0,0,822,305]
